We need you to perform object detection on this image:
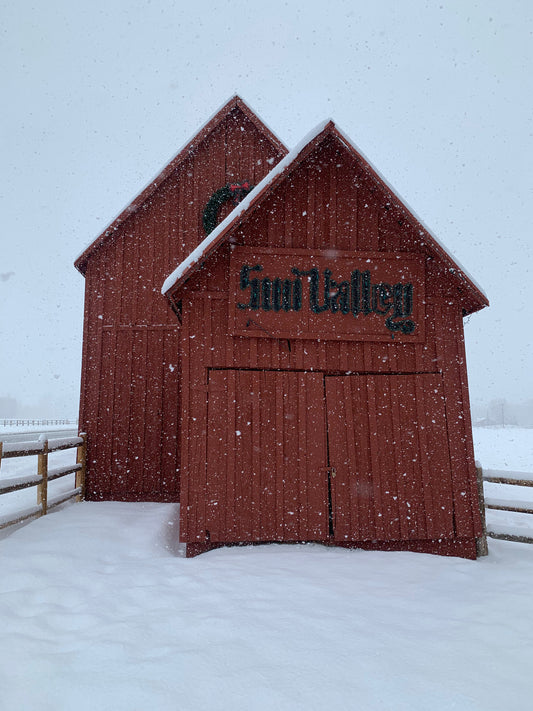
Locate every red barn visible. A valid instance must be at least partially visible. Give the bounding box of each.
[75,97,287,502]
[77,98,488,559]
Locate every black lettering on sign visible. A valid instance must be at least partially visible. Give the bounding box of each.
[237,265,263,309]
[237,264,416,337]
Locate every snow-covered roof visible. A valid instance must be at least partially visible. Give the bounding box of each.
[161,119,488,314]
[74,95,287,275]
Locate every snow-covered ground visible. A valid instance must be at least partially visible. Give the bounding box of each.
[0,426,532,710]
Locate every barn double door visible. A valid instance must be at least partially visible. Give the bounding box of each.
[205,369,455,543]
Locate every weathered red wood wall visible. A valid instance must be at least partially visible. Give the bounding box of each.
[76,100,286,500]
[175,133,483,557]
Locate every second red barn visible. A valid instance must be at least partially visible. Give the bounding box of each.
[75,97,287,503]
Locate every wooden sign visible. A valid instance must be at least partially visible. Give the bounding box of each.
[229,247,425,342]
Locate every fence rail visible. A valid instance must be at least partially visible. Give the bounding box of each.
[0,434,86,530]
[1,419,78,428]
[481,465,533,544]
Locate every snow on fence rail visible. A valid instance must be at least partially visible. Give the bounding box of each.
[0,434,86,530]
[480,465,533,545]
[1,418,78,427]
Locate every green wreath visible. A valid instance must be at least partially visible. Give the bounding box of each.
[202,181,254,235]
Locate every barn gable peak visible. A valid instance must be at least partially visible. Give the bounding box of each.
[74,95,288,275]
[162,119,488,316]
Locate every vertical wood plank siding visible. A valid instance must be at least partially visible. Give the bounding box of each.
[78,107,286,500]
[205,370,328,542]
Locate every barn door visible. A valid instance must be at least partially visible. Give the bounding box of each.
[325,374,455,543]
[206,369,329,542]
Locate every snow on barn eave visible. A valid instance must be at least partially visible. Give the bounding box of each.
[161,119,331,296]
[73,95,288,275]
[333,125,489,313]
[161,120,489,316]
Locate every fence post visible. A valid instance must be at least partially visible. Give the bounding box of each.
[0,441,3,474]
[76,433,87,502]
[475,462,488,556]
[37,440,49,516]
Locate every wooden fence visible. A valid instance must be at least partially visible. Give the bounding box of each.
[1,445,531,546]
[0,434,86,530]
[1,418,78,427]
[480,465,533,544]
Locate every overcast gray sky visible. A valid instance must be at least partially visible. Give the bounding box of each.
[1,0,531,417]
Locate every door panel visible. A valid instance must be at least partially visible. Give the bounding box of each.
[206,369,329,542]
[326,374,455,542]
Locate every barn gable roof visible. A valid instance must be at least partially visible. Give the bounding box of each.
[74,95,288,275]
[161,120,488,315]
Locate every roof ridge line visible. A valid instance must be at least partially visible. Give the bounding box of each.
[74,96,288,274]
